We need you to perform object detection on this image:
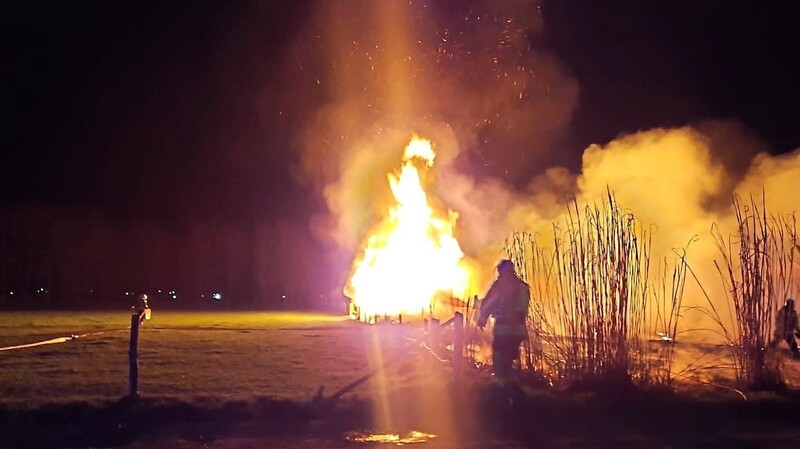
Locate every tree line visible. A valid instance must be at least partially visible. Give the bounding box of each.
[0,206,345,311]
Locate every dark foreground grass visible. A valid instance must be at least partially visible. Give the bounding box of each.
[3,382,800,448]
[0,395,313,448]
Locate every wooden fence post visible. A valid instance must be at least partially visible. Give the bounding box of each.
[453,312,464,379]
[431,318,440,350]
[128,312,141,399]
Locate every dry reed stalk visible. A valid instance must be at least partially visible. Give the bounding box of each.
[641,247,689,387]
[711,194,798,389]
[556,194,649,385]
[502,192,669,388]
[463,191,697,389]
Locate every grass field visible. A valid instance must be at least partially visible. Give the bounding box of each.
[0,311,410,407]
[3,311,800,448]
[0,311,493,448]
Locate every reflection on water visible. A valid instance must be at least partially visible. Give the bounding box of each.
[346,430,438,445]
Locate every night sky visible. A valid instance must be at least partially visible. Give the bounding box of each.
[3,1,309,222]
[544,1,799,159]
[0,0,800,307]
[1,1,798,307]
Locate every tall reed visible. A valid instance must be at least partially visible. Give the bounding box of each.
[502,192,690,387]
[712,195,798,389]
[643,248,689,387]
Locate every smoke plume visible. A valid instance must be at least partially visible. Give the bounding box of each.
[279,0,799,332]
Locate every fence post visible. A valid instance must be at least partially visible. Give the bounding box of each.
[128,312,141,399]
[128,295,151,400]
[431,318,440,350]
[453,312,464,379]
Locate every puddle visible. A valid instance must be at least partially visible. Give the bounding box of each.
[345,430,438,445]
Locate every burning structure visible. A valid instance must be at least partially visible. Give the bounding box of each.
[344,136,474,320]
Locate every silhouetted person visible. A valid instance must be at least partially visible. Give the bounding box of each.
[771,298,799,357]
[477,259,530,387]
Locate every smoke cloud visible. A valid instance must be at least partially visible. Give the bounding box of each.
[281,0,577,247]
[570,126,799,337]
[278,0,799,331]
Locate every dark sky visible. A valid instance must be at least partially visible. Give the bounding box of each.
[543,1,799,157]
[3,0,798,222]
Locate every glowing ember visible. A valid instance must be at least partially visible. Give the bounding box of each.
[345,136,472,318]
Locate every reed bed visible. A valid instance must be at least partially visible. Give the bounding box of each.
[711,195,798,389]
[645,248,689,387]
[498,193,689,388]
[465,191,797,392]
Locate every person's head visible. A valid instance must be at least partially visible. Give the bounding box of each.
[787,298,795,310]
[497,259,516,277]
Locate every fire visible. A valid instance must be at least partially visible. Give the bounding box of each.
[346,136,472,318]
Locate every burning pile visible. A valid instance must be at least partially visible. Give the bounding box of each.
[345,136,472,318]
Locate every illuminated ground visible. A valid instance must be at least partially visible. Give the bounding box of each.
[2,311,800,448]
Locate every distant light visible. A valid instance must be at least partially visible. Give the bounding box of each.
[8,291,13,295]
[212,292,222,300]
[281,295,286,299]
[171,294,178,300]
[157,289,162,293]
[201,294,205,298]
[89,290,94,294]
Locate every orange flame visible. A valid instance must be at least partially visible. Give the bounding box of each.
[345,136,472,317]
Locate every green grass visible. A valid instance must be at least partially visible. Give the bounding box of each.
[0,311,402,408]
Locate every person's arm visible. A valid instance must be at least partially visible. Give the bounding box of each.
[477,282,502,328]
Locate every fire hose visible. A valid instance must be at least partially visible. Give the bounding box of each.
[0,327,130,352]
